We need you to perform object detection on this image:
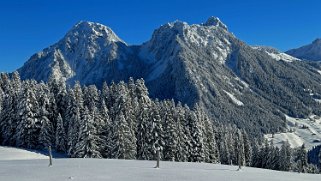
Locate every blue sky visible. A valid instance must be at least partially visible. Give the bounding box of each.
[0,0,321,72]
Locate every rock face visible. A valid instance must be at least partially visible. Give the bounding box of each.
[18,17,321,136]
[286,39,321,61]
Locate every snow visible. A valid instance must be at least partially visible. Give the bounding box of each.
[265,115,321,149]
[252,46,299,62]
[0,156,319,181]
[0,146,47,160]
[265,51,299,62]
[223,90,244,106]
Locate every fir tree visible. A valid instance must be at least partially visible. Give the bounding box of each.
[15,81,40,149]
[55,113,67,152]
[73,107,102,158]
[110,112,136,159]
[279,141,291,171]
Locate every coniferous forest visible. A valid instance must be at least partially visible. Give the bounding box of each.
[0,72,319,173]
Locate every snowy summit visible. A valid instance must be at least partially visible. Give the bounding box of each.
[203,16,228,30]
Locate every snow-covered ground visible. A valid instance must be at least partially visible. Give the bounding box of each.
[265,115,321,149]
[0,146,47,160]
[0,146,319,181]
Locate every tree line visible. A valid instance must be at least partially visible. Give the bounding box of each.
[0,72,319,173]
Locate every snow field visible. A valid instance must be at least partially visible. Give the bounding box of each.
[265,115,321,149]
[0,158,320,181]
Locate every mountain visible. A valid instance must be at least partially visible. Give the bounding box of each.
[286,38,321,61]
[18,21,142,84]
[18,17,321,136]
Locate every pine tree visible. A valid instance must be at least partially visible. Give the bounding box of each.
[242,129,252,166]
[235,130,245,169]
[65,89,82,156]
[188,109,205,162]
[38,115,54,149]
[296,144,308,173]
[174,103,191,162]
[48,74,67,117]
[110,111,137,159]
[279,140,291,171]
[203,116,219,163]
[73,107,102,158]
[163,101,178,161]
[55,113,67,152]
[135,79,152,160]
[37,83,54,149]
[147,101,164,160]
[15,81,40,149]
[0,73,20,146]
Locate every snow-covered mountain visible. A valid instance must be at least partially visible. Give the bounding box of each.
[286,38,321,61]
[18,21,141,84]
[18,17,321,136]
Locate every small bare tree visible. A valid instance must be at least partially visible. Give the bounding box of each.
[48,146,53,167]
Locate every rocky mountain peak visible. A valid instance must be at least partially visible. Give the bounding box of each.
[64,21,124,44]
[203,16,228,30]
[312,38,321,45]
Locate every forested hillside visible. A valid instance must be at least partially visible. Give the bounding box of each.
[0,72,319,173]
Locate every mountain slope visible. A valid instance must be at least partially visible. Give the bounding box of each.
[18,17,321,136]
[286,39,321,61]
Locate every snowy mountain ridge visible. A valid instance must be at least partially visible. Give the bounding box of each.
[18,17,321,137]
[252,46,300,62]
[286,38,321,61]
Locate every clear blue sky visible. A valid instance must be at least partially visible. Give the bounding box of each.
[1,0,321,72]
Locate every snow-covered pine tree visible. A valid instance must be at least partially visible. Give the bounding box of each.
[55,113,67,152]
[83,85,100,112]
[65,88,82,156]
[163,100,178,161]
[279,140,291,171]
[188,107,205,162]
[250,139,261,168]
[242,129,252,166]
[15,80,40,149]
[260,139,271,168]
[0,73,14,145]
[73,107,102,158]
[225,126,236,165]
[235,129,245,168]
[214,124,229,164]
[37,82,55,149]
[38,114,54,149]
[110,111,137,159]
[0,72,22,146]
[37,95,54,149]
[101,82,109,107]
[203,114,219,163]
[173,102,190,162]
[296,144,308,173]
[48,74,67,117]
[135,79,152,160]
[147,101,164,160]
